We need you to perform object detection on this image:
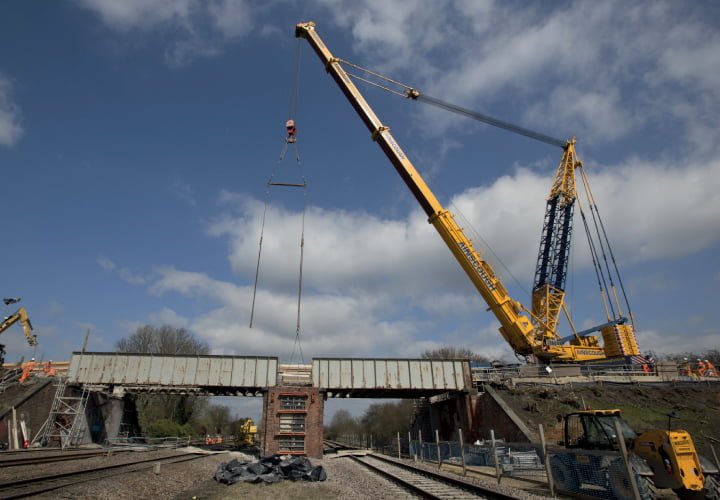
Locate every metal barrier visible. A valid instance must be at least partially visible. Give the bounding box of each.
[355,425,661,500]
[103,435,190,449]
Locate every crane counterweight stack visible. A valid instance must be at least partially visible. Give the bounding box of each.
[296,21,642,364]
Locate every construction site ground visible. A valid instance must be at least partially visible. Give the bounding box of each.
[491,381,720,457]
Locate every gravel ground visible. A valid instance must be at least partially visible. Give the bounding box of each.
[23,449,235,499]
[0,448,181,483]
[1,448,546,499]
[179,455,413,500]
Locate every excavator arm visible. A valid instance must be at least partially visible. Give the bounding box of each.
[0,307,38,347]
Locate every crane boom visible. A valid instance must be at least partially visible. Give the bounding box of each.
[296,22,637,363]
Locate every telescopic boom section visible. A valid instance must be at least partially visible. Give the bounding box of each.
[296,22,537,356]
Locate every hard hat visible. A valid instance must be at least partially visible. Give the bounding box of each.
[31,357,35,361]
[706,360,710,362]
[684,357,688,360]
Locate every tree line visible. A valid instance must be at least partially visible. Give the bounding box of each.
[117,325,252,440]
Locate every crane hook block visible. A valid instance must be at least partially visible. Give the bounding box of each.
[286,119,297,143]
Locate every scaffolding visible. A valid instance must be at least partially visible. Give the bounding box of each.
[32,378,89,449]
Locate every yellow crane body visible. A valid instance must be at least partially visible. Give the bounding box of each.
[296,21,638,364]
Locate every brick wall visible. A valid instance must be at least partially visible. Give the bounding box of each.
[261,386,324,458]
[0,378,56,447]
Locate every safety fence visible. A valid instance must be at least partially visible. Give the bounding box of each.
[470,364,720,386]
[103,435,191,449]
[337,425,698,500]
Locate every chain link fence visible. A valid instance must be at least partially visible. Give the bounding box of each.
[340,425,666,500]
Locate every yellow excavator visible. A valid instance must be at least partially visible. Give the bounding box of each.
[295,22,641,364]
[552,409,719,499]
[0,304,38,365]
[235,419,258,447]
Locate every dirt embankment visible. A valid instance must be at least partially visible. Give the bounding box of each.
[493,382,720,457]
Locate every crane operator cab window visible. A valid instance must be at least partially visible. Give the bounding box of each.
[567,413,637,450]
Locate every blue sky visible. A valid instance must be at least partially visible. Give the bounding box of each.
[1,0,719,389]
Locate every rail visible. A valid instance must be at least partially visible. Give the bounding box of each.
[0,452,205,499]
[351,453,519,499]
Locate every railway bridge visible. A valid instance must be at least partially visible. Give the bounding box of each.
[67,352,474,458]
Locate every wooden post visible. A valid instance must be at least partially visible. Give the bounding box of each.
[459,428,467,477]
[614,419,641,500]
[419,430,424,462]
[370,433,373,451]
[540,424,555,497]
[491,429,501,484]
[435,429,442,469]
[11,408,19,450]
[397,432,401,459]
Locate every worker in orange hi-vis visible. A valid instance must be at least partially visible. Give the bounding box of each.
[43,360,57,377]
[696,359,706,377]
[19,357,36,383]
[702,359,718,377]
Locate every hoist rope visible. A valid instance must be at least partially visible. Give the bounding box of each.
[578,167,634,326]
[249,39,308,364]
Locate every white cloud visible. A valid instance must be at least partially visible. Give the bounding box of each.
[97,256,116,271]
[137,151,720,361]
[147,307,190,328]
[320,1,720,151]
[75,0,196,32]
[98,256,148,285]
[77,0,255,65]
[0,73,23,147]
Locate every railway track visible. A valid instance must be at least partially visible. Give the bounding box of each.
[0,452,206,499]
[351,453,518,499]
[0,449,131,467]
[323,439,354,453]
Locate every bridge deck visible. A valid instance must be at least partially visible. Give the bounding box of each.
[68,353,472,397]
[68,352,278,394]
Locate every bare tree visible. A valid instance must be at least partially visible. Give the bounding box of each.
[325,409,360,440]
[117,325,209,355]
[116,325,210,433]
[420,346,489,362]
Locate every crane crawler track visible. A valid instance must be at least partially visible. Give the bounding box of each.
[0,452,206,499]
[351,453,517,499]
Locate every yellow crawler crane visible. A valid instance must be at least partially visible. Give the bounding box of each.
[295,21,641,364]
[553,409,718,499]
